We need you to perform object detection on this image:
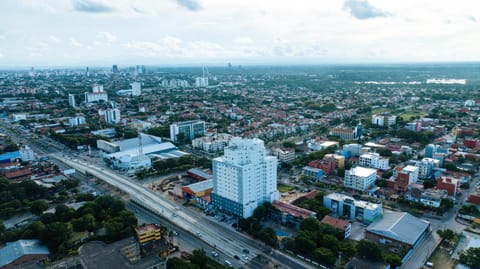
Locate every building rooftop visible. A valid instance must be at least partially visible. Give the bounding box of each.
[403,165,418,172]
[0,151,20,161]
[326,192,381,211]
[187,168,213,180]
[183,179,213,194]
[0,240,50,267]
[321,215,350,231]
[135,224,160,235]
[350,166,377,177]
[367,211,430,245]
[272,200,316,219]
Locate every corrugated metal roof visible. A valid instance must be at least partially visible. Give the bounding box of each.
[0,240,50,267]
[0,151,20,162]
[367,211,429,245]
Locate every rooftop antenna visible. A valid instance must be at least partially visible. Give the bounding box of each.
[138,133,143,155]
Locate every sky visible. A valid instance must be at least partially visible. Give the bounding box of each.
[0,0,479,67]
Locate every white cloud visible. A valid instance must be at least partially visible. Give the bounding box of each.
[97,31,117,42]
[70,38,83,47]
[233,37,254,45]
[0,52,4,58]
[48,35,61,43]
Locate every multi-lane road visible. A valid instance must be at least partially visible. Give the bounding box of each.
[52,154,313,269]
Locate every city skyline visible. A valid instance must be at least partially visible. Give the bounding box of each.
[0,0,479,67]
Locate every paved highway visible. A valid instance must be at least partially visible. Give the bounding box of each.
[51,154,313,269]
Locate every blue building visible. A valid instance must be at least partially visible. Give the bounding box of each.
[323,193,383,224]
[302,166,323,181]
[0,151,20,163]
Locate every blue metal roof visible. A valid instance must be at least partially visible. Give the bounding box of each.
[0,151,20,162]
[0,240,50,267]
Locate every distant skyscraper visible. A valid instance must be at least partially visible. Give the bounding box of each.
[195,66,209,88]
[131,82,141,96]
[105,108,121,124]
[112,65,119,73]
[86,67,90,77]
[68,94,76,108]
[211,138,279,218]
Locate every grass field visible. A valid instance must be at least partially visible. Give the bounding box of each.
[278,184,294,193]
[399,111,428,120]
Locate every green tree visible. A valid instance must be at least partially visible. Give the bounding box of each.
[356,240,383,262]
[282,141,296,148]
[313,247,336,266]
[54,204,74,222]
[166,257,199,269]
[190,248,208,269]
[300,218,320,232]
[71,214,96,232]
[40,222,72,253]
[295,236,316,255]
[384,253,402,268]
[459,247,480,269]
[29,200,49,215]
[437,229,455,241]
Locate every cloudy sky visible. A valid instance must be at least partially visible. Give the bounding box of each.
[0,0,479,67]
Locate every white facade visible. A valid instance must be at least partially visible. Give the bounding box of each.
[359,153,389,170]
[272,148,296,163]
[11,114,27,122]
[105,108,121,124]
[212,138,279,218]
[192,133,232,152]
[414,158,441,179]
[68,94,76,108]
[92,84,104,92]
[68,116,86,127]
[131,82,141,96]
[195,77,209,88]
[85,84,108,103]
[371,114,396,127]
[344,166,377,191]
[85,92,108,103]
[19,145,35,162]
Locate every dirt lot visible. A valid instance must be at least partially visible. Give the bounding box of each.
[428,248,455,269]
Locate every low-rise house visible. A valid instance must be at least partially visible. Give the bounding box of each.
[321,215,351,239]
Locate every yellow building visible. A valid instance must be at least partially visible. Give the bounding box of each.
[135,224,162,244]
[324,154,345,169]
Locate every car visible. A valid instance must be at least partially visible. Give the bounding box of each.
[196,232,202,237]
[242,249,249,254]
[234,255,240,260]
[173,230,179,236]
[211,251,218,257]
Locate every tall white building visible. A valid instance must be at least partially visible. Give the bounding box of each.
[195,77,209,88]
[359,153,389,170]
[212,138,279,218]
[68,94,76,108]
[105,108,121,124]
[19,145,35,162]
[131,82,141,96]
[371,114,397,127]
[85,84,108,103]
[68,116,86,127]
[344,166,377,191]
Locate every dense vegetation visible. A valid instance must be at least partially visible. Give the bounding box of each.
[238,202,279,247]
[1,195,137,255]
